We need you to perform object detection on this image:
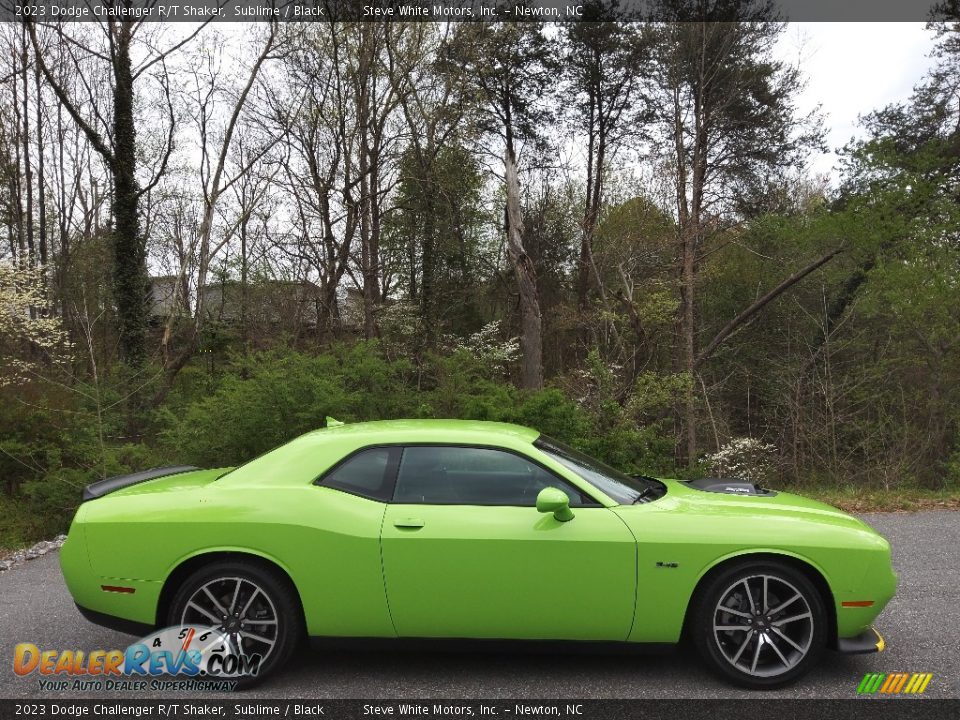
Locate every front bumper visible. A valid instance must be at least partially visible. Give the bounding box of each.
[836,626,885,654]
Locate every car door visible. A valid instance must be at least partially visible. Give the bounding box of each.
[380,445,637,641]
[306,445,399,637]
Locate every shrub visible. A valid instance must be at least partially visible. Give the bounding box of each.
[2,339,689,547]
[705,437,778,484]
[159,343,420,466]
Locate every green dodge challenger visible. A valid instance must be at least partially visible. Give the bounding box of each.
[61,419,896,688]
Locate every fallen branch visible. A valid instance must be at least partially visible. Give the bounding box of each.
[694,245,844,370]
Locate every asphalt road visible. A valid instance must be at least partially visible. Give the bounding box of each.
[1,511,958,700]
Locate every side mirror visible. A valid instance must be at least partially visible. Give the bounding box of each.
[536,487,574,522]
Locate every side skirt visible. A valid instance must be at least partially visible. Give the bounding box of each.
[307,636,677,656]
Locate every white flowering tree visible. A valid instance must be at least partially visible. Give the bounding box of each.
[0,263,71,387]
[705,437,778,484]
[451,321,520,378]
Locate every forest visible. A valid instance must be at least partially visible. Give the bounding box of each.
[2,6,960,549]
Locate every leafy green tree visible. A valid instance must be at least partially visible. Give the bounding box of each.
[815,30,960,484]
[27,21,184,367]
[386,144,485,338]
[445,19,559,390]
[647,3,824,465]
[563,3,652,310]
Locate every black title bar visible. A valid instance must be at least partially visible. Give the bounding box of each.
[2,700,960,720]
[0,0,952,23]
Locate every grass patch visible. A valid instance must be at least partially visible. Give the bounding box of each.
[783,485,960,513]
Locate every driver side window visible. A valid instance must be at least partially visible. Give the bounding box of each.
[393,446,595,507]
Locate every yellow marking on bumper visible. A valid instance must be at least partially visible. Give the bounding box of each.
[874,627,885,652]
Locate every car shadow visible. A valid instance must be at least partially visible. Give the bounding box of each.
[245,642,879,699]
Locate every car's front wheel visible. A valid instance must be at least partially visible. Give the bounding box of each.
[168,560,302,686]
[691,560,827,689]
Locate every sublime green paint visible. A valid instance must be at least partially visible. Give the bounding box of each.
[60,419,896,645]
[535,486,576,522]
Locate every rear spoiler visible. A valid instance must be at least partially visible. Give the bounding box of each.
[82,465,200,502]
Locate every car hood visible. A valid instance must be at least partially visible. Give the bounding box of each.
[655,478,870,530]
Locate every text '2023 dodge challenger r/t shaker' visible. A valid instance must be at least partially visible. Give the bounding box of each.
[59,419,896,688]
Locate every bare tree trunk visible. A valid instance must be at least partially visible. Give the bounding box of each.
[504,146,543,391]
[12,44,25,266]
[359,143,376,339]
[357,25,380,340]
[56,96,68,273]
[577,94,596,311]
[21,28,35,267]
[679,65,711,467]
[579,99,609,309]
[6,191,14,262]
[239,202,249,346]
[680,220,697,467]
[34,48,47,268]
[370,127,385,306]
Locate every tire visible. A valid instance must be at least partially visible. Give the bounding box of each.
[690,560,827,689]
[167,560,303,688]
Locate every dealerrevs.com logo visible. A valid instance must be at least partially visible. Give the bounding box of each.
[13,625,260,691]
[857,672,934,695]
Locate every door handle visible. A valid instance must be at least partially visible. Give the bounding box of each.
[393,518,425,529]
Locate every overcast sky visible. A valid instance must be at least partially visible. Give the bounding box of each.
[777,22,938,179]
[140,21,939,188]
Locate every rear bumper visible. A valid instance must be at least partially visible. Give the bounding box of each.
[61,527,162,629]
[835,626,885,654]
[75,603,153,637]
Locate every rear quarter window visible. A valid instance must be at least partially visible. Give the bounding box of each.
[319,447,399,502]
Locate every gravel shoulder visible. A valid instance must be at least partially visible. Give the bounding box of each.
[0,535,66,573]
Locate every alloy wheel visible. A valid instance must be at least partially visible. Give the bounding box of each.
[712,573,814,678]
[180,576,279,665]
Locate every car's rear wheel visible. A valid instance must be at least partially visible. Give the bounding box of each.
[168,560,302,687]
[691,560,827,689]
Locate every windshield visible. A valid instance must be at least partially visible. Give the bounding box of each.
[534,435,661,505]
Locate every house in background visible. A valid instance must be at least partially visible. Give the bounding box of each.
[148,275,188,320]
[147,276,366,338]
[338,286,364,330]
[202,279,322,338]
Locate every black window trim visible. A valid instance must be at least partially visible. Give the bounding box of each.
[534,434,663,505]
[314,442,604,508]
[312,445,402,503]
